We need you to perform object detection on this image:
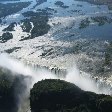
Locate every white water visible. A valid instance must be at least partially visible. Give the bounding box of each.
[0,53,57,88]
[0,53,112,95]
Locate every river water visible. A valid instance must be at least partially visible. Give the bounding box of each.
[0,0,112,40]
[0,0,111,76]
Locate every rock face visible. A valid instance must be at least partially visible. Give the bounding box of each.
[30,79,112,112]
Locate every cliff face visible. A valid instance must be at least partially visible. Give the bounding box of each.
[30,79,112,112]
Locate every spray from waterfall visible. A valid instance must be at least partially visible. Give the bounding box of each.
[0,53,112,112]
[0,53,57,88]
[0,53,112,94]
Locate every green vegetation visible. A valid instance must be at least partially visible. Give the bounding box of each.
[55,1,64,6]
[104,42,112,66]
[79,16,112,29]
[79,18,90,29]
[4,47,21,53]
[0,68,28,112]
[30,79,112,112]
[19,35,31,41]
[104,53,111,65]
[40,48,54,57]
[108,4,112,10]
[76,0,112,5]
[97,96,112,112]
[0,68,15,112]
[0,19,2,23]
[91,16,112,26]
[0,32,13,43]
[33,0,47,9]
[21,10,50,40]
[0,2,31,18]
[21,19,32,33]
[55,1,69,8]
[76,0,112,10]
[3,22,17,31]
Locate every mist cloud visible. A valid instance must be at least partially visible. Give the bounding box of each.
[0,53,112,95]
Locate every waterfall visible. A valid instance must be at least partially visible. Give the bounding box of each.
[0,53,112,112]
[24,62,67,78]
